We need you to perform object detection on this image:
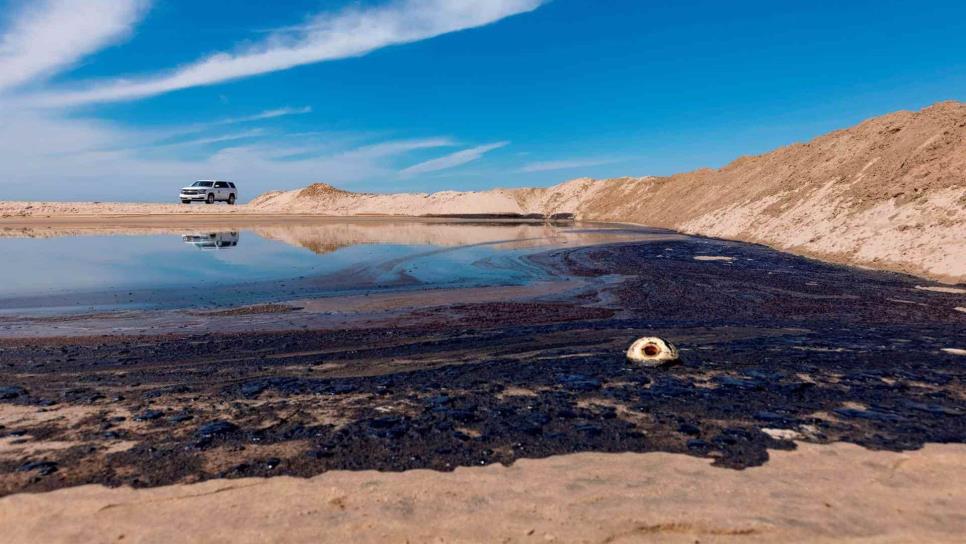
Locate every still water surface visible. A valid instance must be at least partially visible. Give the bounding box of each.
[0,221,675,313]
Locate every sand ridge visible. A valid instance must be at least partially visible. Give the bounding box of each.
[246,102,966,281]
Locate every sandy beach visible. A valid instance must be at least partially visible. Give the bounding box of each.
[2,442,964,543]
[2,0,965,540]
[1,228,963,542]
[1,103,964,542]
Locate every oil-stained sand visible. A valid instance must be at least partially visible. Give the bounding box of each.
[1,236,963,500]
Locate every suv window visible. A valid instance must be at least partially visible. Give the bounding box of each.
[228,182,236,188]
[214,182,228,188]
[192,181,214,187]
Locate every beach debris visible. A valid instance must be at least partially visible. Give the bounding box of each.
[626,337,679,366]
[761,428,802,441]
[941,348,966,356]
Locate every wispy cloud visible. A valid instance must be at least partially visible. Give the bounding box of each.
[156,129,265,148]
[126,106,314,147]
[0,103,463,200]
[346,137,455,158]
[32,0,545,106]
[0,0,148,93]
[519,157,621,172]
[399,141,508,176]
[208,106,312,126]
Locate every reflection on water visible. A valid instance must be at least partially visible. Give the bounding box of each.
[0,220,683,313]
[182,232,240,249]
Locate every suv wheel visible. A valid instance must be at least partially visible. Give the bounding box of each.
[227,194,236,205]
[206,193,215,204]
[181,199,190,204]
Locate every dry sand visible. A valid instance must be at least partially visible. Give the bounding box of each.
[6,102,963,282]
[0,442,963,543]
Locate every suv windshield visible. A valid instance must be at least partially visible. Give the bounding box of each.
[191,181,214,187]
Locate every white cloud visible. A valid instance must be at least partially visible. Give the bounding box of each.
[32,0,545,106]
[156,129,265,148]
[519,157,620,172]
[0,104,459,200]
[345,138,455,158]
[208,106,312,126]
[399,141,508,176]
[0,1,546,201]
[113,107,315,148]
[0,0,147,92]
[225,136,454,162]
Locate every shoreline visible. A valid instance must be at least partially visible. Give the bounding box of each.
[1,209,963,284]
[0,211,567,227]
[1,235,963,541]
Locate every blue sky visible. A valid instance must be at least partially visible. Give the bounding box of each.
[1,0,964,201]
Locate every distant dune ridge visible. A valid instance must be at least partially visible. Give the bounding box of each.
[2,102,964,281]
[248,101,966,281]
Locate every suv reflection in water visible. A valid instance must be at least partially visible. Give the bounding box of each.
[181,232,240,249]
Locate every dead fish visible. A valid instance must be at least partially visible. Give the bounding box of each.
[626,337,679,366]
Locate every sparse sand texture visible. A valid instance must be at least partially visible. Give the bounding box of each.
[2,102,964,282]
[1,443,963,543]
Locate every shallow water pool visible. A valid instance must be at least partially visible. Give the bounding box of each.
[0,220,678,313]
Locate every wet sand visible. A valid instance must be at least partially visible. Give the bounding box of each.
[0,233,964,540]
[0,279,596,337]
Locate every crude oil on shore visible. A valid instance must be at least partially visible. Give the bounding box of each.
[0,219,963,498]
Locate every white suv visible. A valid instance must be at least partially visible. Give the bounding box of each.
[180,180,237,204]
[182,232,240,249]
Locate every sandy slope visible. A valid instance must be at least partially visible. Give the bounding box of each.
[1,442,963,543]
[2,102,964,281]
[246,102,966,281]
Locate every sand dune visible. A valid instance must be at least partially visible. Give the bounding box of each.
[247,102,966,281]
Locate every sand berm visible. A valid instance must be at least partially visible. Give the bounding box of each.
[3,101,965,282]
